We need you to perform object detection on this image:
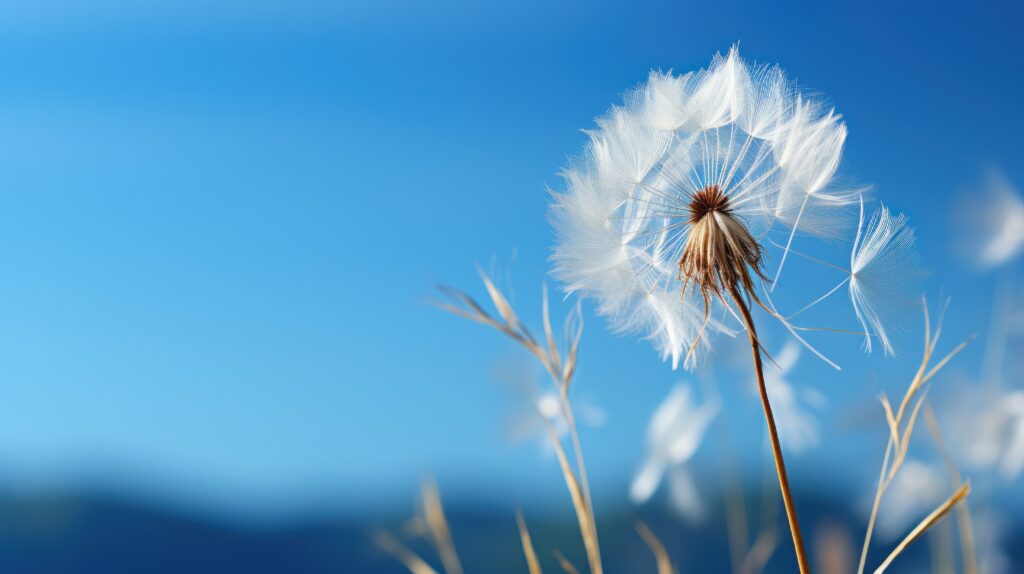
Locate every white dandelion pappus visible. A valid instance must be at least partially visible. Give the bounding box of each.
[770,95,857,289]
[630,384,718,521]
[849,197,927,356]
[550,46,857,369]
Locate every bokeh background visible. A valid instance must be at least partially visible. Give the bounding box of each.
[0,0,1021,572]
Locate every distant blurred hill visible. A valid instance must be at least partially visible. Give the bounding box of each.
[0,490,1017,573]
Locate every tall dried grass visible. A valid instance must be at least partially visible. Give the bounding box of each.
[373,280,975,574]
[856,299,973,574]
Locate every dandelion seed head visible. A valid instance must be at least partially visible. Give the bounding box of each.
[551,46,862,368]
[679,183,766,316]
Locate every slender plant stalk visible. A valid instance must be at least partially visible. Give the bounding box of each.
[858,440,894,574]
[557,383,601,565]
[743,462,782,574]
[421,479,463,574]
[718,416,750,574]
[927,518,956,574]
[857,303,934,574]
[924,406,977,574]
[634,521,676,574]
[728,284,810,574]
[553,550,582,574]
[856,300,971,574]
[516,511,543,574]
[874,483,970,574]
[373,530,441,574]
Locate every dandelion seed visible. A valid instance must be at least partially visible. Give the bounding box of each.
[630,384,718,522]
[770,95,858,289]
[849,198,927,356]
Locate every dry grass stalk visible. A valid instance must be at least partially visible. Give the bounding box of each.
[516,511,543,574]
[814,522,855,574]
[634,521,676,574]
[720,438,751,574]
[553,550,581,574]
[927,518,956,574]
[741,462,782,574]
[376,479,462,574]
[436,272,601,574]
[729,282,810,574]
[743,531,778,574]
[422,478,464,574]
[724,483,751,574]
[873,483,971,574]
[924,406,978,574]
[373,529,441,574]
[856,298,973,574]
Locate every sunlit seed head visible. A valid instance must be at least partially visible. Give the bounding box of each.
[679,185,766,307]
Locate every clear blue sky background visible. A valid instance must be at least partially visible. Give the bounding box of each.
[0,0,1020,522]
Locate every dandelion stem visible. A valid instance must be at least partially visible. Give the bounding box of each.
[728,283,810,574]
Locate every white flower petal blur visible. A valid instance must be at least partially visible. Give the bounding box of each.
[667,466,705,522]
[550,46,856,368]
[762,340,822,453]
[874,460,946,540]
[946,387,1024,481]
[956,169,1024,269]
[630,384,718,512]
[629,457,666,505]
[501,364,606,456]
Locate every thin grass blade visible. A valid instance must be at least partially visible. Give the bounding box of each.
[635,521,676,574]
[873,483,970,574]
[516,511,543,574]
[373,530,441,574]
[553,550,581,574]
[421,479,463,574]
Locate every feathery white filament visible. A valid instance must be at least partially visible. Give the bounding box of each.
[770,97,854,289]
[849,198,926,356]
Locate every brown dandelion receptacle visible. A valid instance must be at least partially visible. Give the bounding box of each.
[679,184,766,307]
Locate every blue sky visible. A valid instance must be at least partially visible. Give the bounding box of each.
[0,0,1020,522]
